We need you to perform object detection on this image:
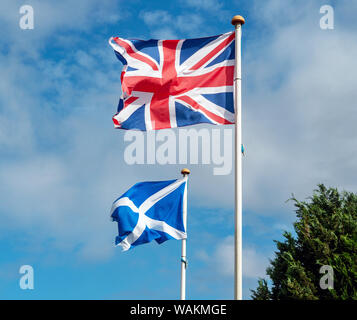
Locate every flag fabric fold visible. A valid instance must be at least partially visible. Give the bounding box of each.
[109,32,235,131]
[110,178,187,251]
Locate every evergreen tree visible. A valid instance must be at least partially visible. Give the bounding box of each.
[251,184,357,300]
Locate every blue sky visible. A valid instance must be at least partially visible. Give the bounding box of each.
[1,0,357,299]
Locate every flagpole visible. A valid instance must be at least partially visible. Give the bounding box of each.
[180,168,190,300]
[232,15,245,300]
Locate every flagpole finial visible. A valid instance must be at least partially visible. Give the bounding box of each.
[181,168,190,176]
[231,15,245,26]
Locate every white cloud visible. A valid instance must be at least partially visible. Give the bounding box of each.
[0,13,129,261]
[140,10,207,39]
[242,1,357,214]
[177,14,204,34]
[151,27,178,40]
[180,0,230,23]
[0,0,123,57]
[197,236,270,279]
[182,0,223,11]
[1,0,357,265]
[141,10,171,26]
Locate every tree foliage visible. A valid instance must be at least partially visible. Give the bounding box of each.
[251,184,357,300]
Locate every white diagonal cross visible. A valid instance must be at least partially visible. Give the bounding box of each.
[111,178,187,251]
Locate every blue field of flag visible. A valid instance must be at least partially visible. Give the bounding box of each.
[110,178,187,251]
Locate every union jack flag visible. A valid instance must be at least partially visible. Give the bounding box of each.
[109,32,235,131]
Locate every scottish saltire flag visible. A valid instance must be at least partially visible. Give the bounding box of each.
[109,32,235,130]
[110,178,187,251]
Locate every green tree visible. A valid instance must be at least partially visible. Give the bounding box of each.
[251,184,357,300]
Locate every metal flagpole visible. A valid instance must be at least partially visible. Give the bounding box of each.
[180,168,190,300]
[232,15,245,300]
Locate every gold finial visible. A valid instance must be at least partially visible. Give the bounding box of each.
[231,15,245,26]
[181,168,190,176]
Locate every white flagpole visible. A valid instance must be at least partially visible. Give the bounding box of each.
[180,168,190,300]
[232,15,245,300]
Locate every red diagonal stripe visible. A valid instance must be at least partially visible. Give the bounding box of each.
[124,96,139,108]
[176,95,233,125]
[189,33,235,71]
[113,37,159,71]
[112,114,120,127]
